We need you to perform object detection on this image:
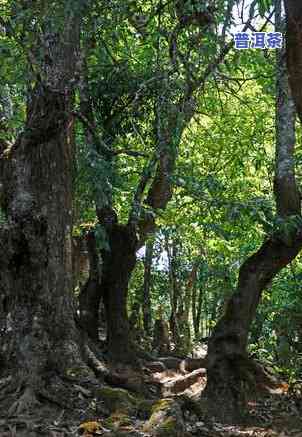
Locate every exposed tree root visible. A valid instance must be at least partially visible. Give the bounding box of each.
[0,336,103,432]
[162,368,207,396]
[38,388,71,409]
[144,356,207,380]
[1,347,297,437]
[83,341,110,380]
[202,356,282,423]
[8,387,40,417]
[144,361,166,373]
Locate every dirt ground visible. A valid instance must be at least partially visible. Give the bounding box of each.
[0,359,301,437]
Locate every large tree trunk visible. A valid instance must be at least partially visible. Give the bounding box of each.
[78,206,138,363]
[0,6,94,415]
[204,239,302,414]
[100,220,137,363]
[77,212,137,362]
[204,1,302,421]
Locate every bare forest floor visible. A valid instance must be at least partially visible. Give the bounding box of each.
[0,353,301,437]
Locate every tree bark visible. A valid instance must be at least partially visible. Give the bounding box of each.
[143,239,154,335]
[285,1,302,124]
[100,220,138,363]
[204,1,302,421]
[79,231,102,340]
[72,235,90,290]
[0,6,95,415]
[153,317,171,355]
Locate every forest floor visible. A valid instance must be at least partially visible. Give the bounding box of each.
[0,354,301,437]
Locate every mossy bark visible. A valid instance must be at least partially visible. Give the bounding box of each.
[0,8,95,415]
[143,398,185,437]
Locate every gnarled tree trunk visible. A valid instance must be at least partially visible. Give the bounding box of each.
[0,6,94,415]
[76,14,230,361]
[204,0,302,421]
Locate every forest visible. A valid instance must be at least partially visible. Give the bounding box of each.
[0,0,302,436]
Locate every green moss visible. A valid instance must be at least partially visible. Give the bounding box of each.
[151,399,174,415]
[143,398,184,436]
[144,416,179,436]
[157,417,178,436]
[103,412,133,430]
[98,387,182,435]
[98,387,138,414]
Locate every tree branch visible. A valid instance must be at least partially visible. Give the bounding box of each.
[72,111,112,159]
